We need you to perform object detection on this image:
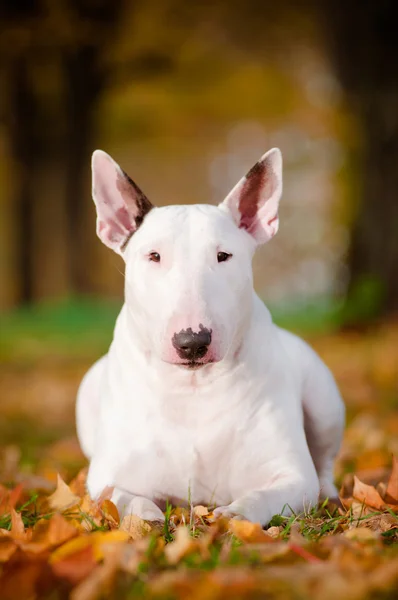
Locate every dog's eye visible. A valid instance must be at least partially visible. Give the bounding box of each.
[217,252,232,263]
[149,252,161,263]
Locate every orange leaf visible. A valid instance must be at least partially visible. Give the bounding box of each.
[352,476,386,510]
[23,514,78,554]
[101,500,119,527]
[51,543,97,585]
[0,484,23,517]
[10,509,29,541]
[48,475,80,512]
[69,468,89,497]
[0,538,17,563]
[229,519,275,544]
[50,530,130,565]
[8,485,23,511]
[385,456,398,504]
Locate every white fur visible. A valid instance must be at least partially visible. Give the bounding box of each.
[76,148,345,525]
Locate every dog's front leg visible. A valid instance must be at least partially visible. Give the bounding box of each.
[87,457,165,522]
[214,472,320,526]
[111,488,165,522]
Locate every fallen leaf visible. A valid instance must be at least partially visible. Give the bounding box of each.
[51,543,97,585]
[266,526,282,538]
[193,505,209,518]
[0,484,23,517]
[344,527,379,541]
[120,514,152,540]
[50,530,131,565]
[101,499,119,527]
[79,494,103,531]
[23,513,78,553]
[229,519,274,544]
[352,476,386,510]
[69,468,88,497]
[0,538,17,562]
[10,508,30,541]
[48,474,80,512]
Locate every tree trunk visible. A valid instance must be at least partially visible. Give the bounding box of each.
[318,0,398,321]
[347,92,398,318]
[63,46,104,295]
[6,55,71,304]
[7,55,38,304]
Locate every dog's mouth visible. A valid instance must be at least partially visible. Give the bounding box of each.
[179,360,214,370]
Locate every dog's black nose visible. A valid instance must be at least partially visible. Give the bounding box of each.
[172,326,212,361]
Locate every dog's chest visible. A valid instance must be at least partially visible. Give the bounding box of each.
[107,383,255,506]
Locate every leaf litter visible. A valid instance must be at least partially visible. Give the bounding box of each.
[0,320,397,598]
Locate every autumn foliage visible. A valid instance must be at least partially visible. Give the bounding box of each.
[0,455,396,599]
[1,321,398,598]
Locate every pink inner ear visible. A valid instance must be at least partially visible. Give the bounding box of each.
[92,150,153,252]
[238,160,277,235]
[115,206,134,231]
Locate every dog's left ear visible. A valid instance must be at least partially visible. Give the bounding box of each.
[219,148,282,245]
[91,150,153,254]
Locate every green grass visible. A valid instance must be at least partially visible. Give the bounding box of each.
[0,295,345,364]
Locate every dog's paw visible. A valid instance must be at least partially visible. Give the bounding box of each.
[213,504,245,520]
[112,490,165,522]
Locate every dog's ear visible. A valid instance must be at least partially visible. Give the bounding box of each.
[91,150,153,254]
[219,148,282,245]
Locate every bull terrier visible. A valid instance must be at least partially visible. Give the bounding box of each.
[76,148,345,525]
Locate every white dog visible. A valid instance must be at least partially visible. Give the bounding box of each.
[76,148,345,525]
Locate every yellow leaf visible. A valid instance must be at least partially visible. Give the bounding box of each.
[48,474,80,512]
[50,530,130,564]
[120,515,152,540]
[193,505,209,518]
[229,519,274,544]
[344,528,379,541]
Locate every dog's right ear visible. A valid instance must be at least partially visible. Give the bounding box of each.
[91,150,153,254]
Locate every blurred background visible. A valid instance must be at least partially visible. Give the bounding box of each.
[0,1,397,484]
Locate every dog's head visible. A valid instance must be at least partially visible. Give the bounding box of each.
[91,148,282,368]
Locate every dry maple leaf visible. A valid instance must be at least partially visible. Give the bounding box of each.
[352,476,386,511]
[48,474,80,512]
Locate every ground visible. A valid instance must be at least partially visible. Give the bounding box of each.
[0,303,397,599]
